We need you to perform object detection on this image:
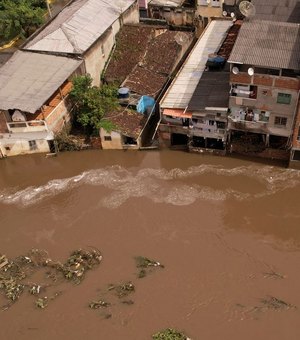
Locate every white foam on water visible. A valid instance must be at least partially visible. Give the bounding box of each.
[0,164,299,208]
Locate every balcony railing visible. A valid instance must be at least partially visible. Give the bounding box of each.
[7,120,48,133]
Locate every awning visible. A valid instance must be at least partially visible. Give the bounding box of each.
[163,108,192,118]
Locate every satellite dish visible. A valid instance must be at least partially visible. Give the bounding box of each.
[248,67,254,76]
[239,1,256,17]
[223,11,228,17]
[232,66,239,75]
[230,12,235,18]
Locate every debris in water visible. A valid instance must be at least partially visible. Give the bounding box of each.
[121,300,134,305]
[108,282,135,298]
[29,284,42,295]
[135,256,164,278]
[35,297,48,309]
[152,328,191,340]
[59,248,102,284]
[260,296,295,310]
[0,248,102,309]
[263,270,285,279]
[89,300,110,309]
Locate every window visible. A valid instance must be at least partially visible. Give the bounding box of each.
[28,140,37,150]
[277,93,291,104]
[274,116,287,126]
[104,136,112,141]
[297,126,300,141]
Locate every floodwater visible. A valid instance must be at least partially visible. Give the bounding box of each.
[0,150,300,339]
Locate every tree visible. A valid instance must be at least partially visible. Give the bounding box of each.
[69,75,119,134]
[0,0,45,41]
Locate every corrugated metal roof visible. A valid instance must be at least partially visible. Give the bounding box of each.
[251,0,300,23]
[24,0,136,54]
[188,71,230,110]
[228,20,300,70]
[160,20,232,110]
[0,51,82,113]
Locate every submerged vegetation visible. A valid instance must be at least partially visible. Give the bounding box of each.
[0,248,102,309]
[152,328,190,340]
[135,256,164,278]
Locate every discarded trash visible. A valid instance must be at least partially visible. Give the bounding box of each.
[35,297,48,309]
[108,282,135,298]
[152,328,191,340]
[135,256,164,278]
[121,300,134,305]
[89,300,110,309]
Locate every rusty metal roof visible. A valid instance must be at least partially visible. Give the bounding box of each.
[24,0,136,54]
[0,51,82,113]
[228,20,300,70]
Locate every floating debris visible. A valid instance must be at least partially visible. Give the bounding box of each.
[260,296,295,310]
[0,277,24,301]
[60,249,102,284]
[89,300,110,309]
[29,284,42,295]
[35,297,48,309]
[0,248,102,309]
[121,300,134,305]
[263,271,285,280]
[135,256,164,278]
[152,328,191,340]
[108,282,135,298]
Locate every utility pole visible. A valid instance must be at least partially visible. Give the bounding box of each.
[46,0,52,18]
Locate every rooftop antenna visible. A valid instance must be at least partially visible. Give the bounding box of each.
[239,1,256,18]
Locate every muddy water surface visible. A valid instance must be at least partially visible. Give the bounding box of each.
[0,150,300,339]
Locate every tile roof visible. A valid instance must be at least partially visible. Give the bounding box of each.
[0,51,82,113]
[24,0,136,54]
[228,20,300,70]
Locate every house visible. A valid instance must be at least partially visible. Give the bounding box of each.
[197,0,226,27]
[187,20,240,154]
[159,19,232,149]
[143,0,196,27]
[101,24,194,149]
[227,20,300,160]
[0,51,83,158]
[23,0,139,86]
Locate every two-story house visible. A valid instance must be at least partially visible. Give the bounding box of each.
[227,20,300,160]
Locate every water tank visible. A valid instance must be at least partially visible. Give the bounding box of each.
[118,87,130,99]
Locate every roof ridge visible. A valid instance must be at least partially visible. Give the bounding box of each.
[61,24,82,53]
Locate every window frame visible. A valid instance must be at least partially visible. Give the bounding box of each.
[274,116,287,127]
[277,92,291,105]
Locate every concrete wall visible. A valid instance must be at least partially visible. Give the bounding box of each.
[84,2,139,86]
[0,139,50,158]
[148,6,195,26]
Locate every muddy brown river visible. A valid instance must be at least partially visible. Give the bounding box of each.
[0,150,300,339]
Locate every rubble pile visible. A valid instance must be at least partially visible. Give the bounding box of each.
[135,256,164,278]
